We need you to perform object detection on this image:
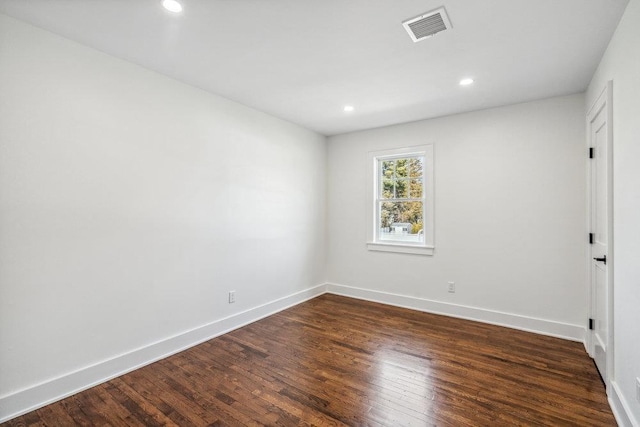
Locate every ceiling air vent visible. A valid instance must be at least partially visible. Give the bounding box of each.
[402,7,451,43]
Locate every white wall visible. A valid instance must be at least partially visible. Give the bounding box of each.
[587,0,640,424]
[0,13,326,416]
[327,94,587,335]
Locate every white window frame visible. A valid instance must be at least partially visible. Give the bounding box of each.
[367,145,434,255]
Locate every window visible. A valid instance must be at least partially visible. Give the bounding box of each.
[367,145,434,255]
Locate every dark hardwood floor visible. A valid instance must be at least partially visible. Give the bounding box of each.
[4,294,615,426]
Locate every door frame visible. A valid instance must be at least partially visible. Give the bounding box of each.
[585,80,614,392]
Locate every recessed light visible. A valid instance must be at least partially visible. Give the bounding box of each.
[344,105,355,112]
[162,0,183,13]
[459,78,474,86]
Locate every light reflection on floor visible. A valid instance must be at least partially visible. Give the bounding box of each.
[369,344,438,425]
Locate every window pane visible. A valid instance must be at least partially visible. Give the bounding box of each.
[379,201,424,243]
[381,178,395,199]
[409,158,423,178]
[381,160,394,178]
[396,179,408,198]
[396,158,408,177]
[409,179,423,198]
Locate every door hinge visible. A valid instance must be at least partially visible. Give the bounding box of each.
[589,147,594,159]
[589,318,594,330]
[589,233,594,244]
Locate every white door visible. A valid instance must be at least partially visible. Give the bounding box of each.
[588,83,612,384]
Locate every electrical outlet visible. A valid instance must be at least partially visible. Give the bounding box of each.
[228,291,235,304]
[636,377,640,403]
[448,282,455,293]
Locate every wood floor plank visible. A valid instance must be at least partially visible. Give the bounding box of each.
[92,385,145,427]
[121,368,211,426]
[105,378,176,426]
[2,294,616,426]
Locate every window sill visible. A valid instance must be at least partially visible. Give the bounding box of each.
[366,242,434,256]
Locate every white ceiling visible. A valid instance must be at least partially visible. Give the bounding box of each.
[0,0,628,136]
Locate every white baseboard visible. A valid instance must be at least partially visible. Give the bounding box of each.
[326,283,585,342]
[610,380,639,427]
[0,283,327,423]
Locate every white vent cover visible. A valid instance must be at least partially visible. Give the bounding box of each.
[402,7,452,42]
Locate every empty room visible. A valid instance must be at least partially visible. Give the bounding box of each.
[1,0,639,425]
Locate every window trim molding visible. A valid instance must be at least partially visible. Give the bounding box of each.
[366,242,435,255]
[366,144,434,255]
